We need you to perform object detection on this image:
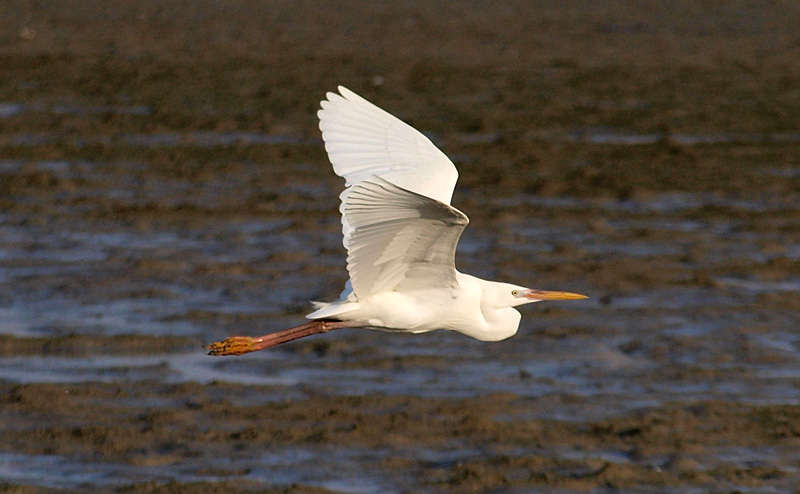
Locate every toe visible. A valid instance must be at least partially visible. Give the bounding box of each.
[206,336,255,356]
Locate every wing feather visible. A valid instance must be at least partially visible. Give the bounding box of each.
[343,177,469,298]
[318,86,460,252]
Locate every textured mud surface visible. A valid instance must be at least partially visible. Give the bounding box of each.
[1,1,800,493]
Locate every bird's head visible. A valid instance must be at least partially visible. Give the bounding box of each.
[483,281,588,309]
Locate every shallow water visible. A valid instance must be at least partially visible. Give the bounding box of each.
[3,3,800,490]
[2,146,799,491]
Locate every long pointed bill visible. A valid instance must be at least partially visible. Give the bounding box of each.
[524,289,588,301]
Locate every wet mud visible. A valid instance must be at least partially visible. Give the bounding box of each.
[1,1,800,492]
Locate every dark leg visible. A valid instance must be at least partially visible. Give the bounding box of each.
[206,319,364,356]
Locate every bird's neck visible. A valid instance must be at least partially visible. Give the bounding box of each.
[481,307,521,341]
[455,272,522,342]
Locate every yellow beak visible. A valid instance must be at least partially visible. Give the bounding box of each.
[524,290,588,301]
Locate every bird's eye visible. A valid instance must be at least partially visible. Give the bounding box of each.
[511,290,519,296]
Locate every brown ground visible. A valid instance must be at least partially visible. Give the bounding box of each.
[1,1,800,493]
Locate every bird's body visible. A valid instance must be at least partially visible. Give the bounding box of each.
[207,87,586,356]
[308,272,522,342]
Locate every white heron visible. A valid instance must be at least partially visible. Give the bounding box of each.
[206,87,586,356]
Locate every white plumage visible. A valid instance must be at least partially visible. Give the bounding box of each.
[318,86,459,248]
[206,87,587,356]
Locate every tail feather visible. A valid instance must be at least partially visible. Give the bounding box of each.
[306,300,359,320]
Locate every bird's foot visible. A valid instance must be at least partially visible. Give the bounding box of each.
[206,336,259,356]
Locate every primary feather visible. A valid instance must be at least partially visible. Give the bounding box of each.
[318,86,459,253]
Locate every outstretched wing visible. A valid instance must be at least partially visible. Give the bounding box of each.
[343,177,469,298]
[318,86,459,251]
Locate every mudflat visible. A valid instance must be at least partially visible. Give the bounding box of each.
[1,1,800,492]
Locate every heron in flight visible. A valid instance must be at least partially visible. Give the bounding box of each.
[207,87,586,356]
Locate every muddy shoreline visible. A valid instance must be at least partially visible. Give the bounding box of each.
[2,1,800,492]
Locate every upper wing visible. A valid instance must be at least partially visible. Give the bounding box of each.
[343,177,469,298]
[318,86,459,250]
